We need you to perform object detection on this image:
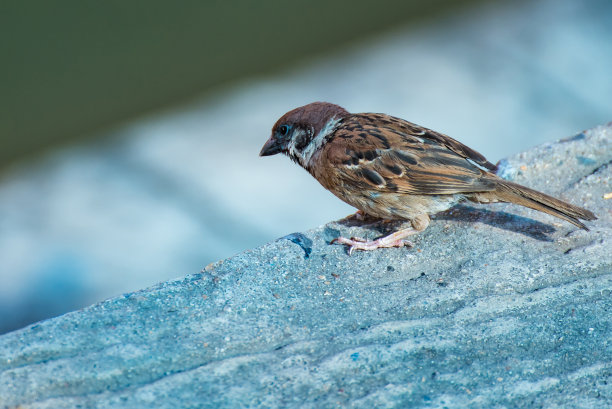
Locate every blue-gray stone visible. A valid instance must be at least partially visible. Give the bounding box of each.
[0,126,610,408]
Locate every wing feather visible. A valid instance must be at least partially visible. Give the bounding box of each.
[323,114,497,195]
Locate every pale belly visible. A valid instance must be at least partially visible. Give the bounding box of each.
[333,189,463,220]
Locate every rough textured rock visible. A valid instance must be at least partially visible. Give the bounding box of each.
[0,125,611,408]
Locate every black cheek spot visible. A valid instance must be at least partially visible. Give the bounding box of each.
[361,169,385,186]
[395,151,418,165]
[294,133,310,151]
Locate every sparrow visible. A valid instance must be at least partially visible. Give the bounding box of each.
[260,102,597,253]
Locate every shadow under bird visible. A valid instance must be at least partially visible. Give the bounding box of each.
[260,102,596,254]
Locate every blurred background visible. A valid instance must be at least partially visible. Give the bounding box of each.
[1,0,611,334]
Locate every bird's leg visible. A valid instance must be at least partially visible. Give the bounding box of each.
[342,210,372,222]
[353,210,366,221]
[331,214,430,255]
[332,228,415,255]
[345,218,394,242]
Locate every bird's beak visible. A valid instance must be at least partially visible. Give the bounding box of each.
[259,137,283,156]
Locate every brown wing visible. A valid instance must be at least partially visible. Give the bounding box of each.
[322,113,498,195]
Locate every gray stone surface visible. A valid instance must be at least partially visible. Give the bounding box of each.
[0,126,611,407]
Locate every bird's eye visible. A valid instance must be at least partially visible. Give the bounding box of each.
[279,125,290,136]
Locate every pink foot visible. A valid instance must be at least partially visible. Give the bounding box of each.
[331,235,413,255]
[331,215,430,254]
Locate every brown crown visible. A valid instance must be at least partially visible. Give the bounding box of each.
[272,102,349,136]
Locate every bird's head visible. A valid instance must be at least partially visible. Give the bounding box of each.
[260,102,349,167]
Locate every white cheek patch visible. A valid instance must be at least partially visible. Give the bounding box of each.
[287,129,307,161]
[290,117,341,168]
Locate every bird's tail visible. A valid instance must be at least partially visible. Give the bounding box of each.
[481,180,597,230]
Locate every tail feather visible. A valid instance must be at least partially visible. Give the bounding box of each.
[490,180,597,230]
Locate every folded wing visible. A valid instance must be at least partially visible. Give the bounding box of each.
[324,114,498,195]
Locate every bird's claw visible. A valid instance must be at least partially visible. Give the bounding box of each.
[331,236,413,255]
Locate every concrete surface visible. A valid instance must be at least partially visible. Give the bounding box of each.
[2,0,612,335]
[0,125,610,408]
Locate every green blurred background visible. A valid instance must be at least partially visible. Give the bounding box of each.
[0,0,483,169]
